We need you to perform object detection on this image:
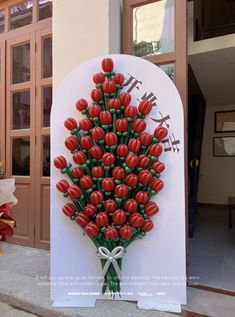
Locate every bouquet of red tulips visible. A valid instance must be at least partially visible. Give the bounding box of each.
[54,57,168,295]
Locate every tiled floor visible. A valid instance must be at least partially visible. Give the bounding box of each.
[188,206,235,291]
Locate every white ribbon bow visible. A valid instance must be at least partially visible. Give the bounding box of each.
[96,246,125,280]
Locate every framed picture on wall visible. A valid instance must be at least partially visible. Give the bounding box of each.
[213,137,235,157]
[214,111,235,132]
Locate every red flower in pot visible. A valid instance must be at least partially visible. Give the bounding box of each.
[112,209,126,225]
[67,185,82,199]
[151,161,165,173]
[128,138,141,153]
[119,92,131,107]
[105,132,118,146]
[149,143,163,157]
[101,58,114,72]
[154,126,168,140]
[132,118,146,134]
[125,153,138,169]
[85,221,100,237]
[80,136,94,150]
[100,111,112,125]
[56,179,70,193]
[80,175,94,189]
[113,73,125,85]
[104,226,118,240]
[115,184,128,198]
[93,72,105,85]
[137,155,150,169]
[141,219,154,232]
[76,213,90,227]
[90,190,104,205]
[89,104,101,118]
[91,127,105,141]
[84,204,97,217]
[79,118,93,131]
[104,199,118,213]
[116,144,128,157]
[76,98,88,112]
[89,146,103,160]
[112,166,125,180]
[150,178,164,192]
[108,98,121,110]
[90,89,103,102]
[73,151,87,165]
[119,225,133,240]
[138,100,152,116]
[135,191,149,204]
[62,203,76,217]
[116,118,128,132]
[102,80,116,94]
[102,153,116,166]
[129,213,144,227]
[64,117,77,131]
[102,178,115,192]
[54,156,67,169]
[124,105,137,119]
[95,212,109,227]
[124,199,138,213]
[144,201,159,216]
[138,132,152,146]
[71,167,84,179]
[125,173,138,187]
[91,166,104,178]
[65,136,79,151]
[138,169,153,185]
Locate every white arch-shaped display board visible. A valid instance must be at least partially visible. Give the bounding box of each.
[51,54,186,310]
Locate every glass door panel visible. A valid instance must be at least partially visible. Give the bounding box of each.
[12,90,30,129]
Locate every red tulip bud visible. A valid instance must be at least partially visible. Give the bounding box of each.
[152,161,165,173]
[135,191,149,204]
[54,156,67,169]
[102,153,115,166]
[76,213,90,226]
[112,166,125,180]
[149,144,163,157]
[102,80,116,94]
[150,178,164,192]
[132,118,146,133]
[119,92,131,107]
[116,118,128,132]
[79,118,93,131]
[105,226,118,240]
[141,219,154,232]
[112,209,126,225]
[128,139,141,153]
[91,166,104,178]
[73,151,87,164]
[93,72,105,84]
[89,145,103,160]
[105,132,118,146]
[71,167,84,179]
[90,190,104,205]
[119,225,133,240]
[115,184,128,198]
[102,178,115,192]
[67,185,82,199]
[124,105,137,118]
[80,136,94,150]
[116,144,129,157]
[85,221,99,237]
[84,204,97,217]
[88,104,101,118]
[138,155,150,168]
[129,213,144,227]
[138,170,153,185]
[62,203,76,217]
[80,175,93,189]
[64,117,77,131]
[91,127,105,141]
[56,179,70,193]
[144,201,159,216]
[138,133,152,146]
[125,153,138,168]
[104,199,118,213]
[101,58,114,72]
[113,73,125,85]
[65,136,79,151]
[90,89,102,102]
[95,212,109,227]
[100,111,112,125]
[124,199,138,213]
[76,98,88,112]
[125,173,138,187]
[108,98,121,110]
[138,100,152,115]
[154,126,168,140]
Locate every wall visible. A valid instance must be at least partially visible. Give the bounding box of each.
[198,105,235,204]
[53,0,122,91]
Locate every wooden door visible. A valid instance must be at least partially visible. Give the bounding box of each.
[0,40,5,172]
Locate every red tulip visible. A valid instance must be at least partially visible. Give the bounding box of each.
[89,146,103,160]
[67,185,82,199]
[100,111,112,125]
[116,118,128,132]
[135,191,149,204]
[88,104,101,118]
[138,170,153,185]
[93,72,105,84]
[112,209,126,225]
[150,178,164,192]
[91,166,104,178]
[90,190,104,205]
[119,92,131,107]
[76,98,88,112]
[128,139,141,153]
[65,136,79,151]
[105,132,118,146]
[62,203,76,217]
[90,89,102,102]
[129,213,144,227]
[138,100,152,115]
[125,173,138,187]
[141,219,154,232]
[124,199,138,213]
[79,118,93,131]
[149,144,163,157]
[132,118,146,133]
[138,155,150,169]
[144,201,159,216]
[64,117,77,131]
[56,179,70,193]
[108,98,121,110]
[80,175,93,189]
[71,167,84,179]
[76,213,90,226]
[116,144,129,157]
[102,178,115,192]
[154,126,168,140]
[102,80,116,94]
[54,156,67,169]
[101,58,114,72]
[119,225,133,240]
[85,221,100,237]
[105,226,118,240]
[152,161,165,173]
[124,105,137,119]
[112,166,125,180]
[104,199,118,213]
[91,127,105,141]
[125,153,138,168]
[138,133,152,146]
[95,212,109,227]
[113,73,125,85]
[102,153,115,166]
[115,184,128,198]
[80,136,94,150]
[84,204,97,217]
[73,151,87,164]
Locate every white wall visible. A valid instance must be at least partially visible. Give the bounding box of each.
[53,0,122,91]
[198,105,235,205]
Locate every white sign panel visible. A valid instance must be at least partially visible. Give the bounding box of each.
[51,54,186,308]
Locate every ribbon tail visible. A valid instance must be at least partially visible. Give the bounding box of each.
[102,260,110,279]
[112,260,122,280]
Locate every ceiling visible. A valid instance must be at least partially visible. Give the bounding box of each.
[189,46,235,106]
